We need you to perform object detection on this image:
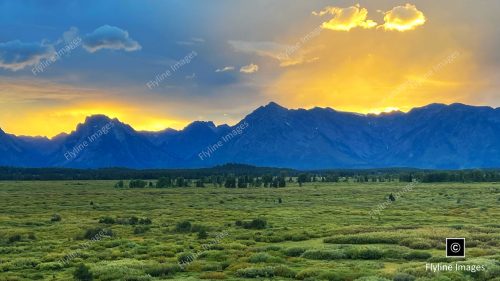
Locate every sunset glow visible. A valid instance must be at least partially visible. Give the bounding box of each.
[0,1,499,137]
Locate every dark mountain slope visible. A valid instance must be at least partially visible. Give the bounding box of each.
[1,102,499,169]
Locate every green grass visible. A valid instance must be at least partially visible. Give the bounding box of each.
[0,181,499,280]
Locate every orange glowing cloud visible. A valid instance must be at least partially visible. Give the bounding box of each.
[380,3,426,31]
[313,3,426,33]
[313,4,377,31]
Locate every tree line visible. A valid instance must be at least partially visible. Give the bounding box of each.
[116,175,289,188]
[2,164,500,183]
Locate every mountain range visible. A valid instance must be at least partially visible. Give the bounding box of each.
[1,102,500,169]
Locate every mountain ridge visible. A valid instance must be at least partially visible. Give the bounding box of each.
[1,102,500,169]
[2,102,497,139]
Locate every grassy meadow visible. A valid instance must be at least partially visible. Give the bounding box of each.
[0,181,499,280]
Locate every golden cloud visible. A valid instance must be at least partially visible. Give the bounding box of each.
[240,63,259,73]
[313,4,377,31]
[381,3,426,31]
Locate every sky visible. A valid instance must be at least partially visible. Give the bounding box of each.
[0,0,499,137]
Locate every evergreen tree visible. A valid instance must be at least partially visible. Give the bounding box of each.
[389,193,396,201]
[74,264,93,281]
[156,177,172,188]
[224,176,236,188]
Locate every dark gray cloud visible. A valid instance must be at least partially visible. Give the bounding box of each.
[83,25,141,53]
[0,40,54,71]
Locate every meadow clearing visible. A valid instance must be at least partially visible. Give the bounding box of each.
[0,181,498,280]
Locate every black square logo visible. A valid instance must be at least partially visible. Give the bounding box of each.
[446,238,465,257]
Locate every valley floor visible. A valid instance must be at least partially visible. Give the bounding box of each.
[0,181,498,280]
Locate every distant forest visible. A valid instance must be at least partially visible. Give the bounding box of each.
[1,163,500,183]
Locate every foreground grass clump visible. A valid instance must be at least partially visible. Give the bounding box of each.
[0,181,497,280]
[299,247,393,261]
[403,251,432,260]
[301,249,346,260]
[144,264,182,277]
[323,233,401,244]
[236,265,295,278]
[283,247,307,257]
[345,247,386,260]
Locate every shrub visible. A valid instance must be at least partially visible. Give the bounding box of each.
[198,250,228,262]
[51,214,62,222]
[175,220,192,232]
[324,235,399,244]
[382,249,406,259]
[129,216,139,225]
[133,226,150,234]
[296,269,322,280]
[400,238,433,249]
[139,218,152,225]
[99,216,115,224]
[284,247,306,257]
[8,234,22,243]
[408,241,433,249]
[177,252,195,264]
[236,266,295,278]
[301,250,345,260]
[243,218,267,229]
[404,251,432,260]
[273,265,296,278]
[346,247,385,260]
[191,224,208,232]
[236,267,275,278]
[145,264,181,277]
[283,232,310,241]
[81,228,113,240]
[393,273,416,281]
[74,264,93,281]
[114,180,124,188]
[248,253,279,263]
[197,229,208,239]
[100,216,150,225]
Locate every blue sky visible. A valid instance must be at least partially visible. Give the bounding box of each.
[1,0,499,136]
